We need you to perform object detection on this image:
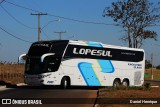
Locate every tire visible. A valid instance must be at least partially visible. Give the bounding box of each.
[122,80,129,87]
[113,79,121,87]
[61,77,68,89]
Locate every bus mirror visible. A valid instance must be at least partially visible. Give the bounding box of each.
[18,54,27,62]
[41,53,55,62]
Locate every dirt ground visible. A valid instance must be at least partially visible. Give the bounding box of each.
[99,87,160,98]
[97,87,160,107]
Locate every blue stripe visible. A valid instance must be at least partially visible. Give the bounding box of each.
[98,60,114,73]
[78,42,115,86]
[78,62,101,86]
[86,42,102,47]
[86,42,115,73]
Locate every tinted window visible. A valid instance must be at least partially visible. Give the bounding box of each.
[50,41,69,58]
[28,42,52,56]
[25,40,69,74]
[64,45,144,62]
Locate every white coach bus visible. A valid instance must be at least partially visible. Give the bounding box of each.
[19,40,145,88]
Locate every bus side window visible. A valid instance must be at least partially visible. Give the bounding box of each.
[47,58,54,72]
[48,57,60,72]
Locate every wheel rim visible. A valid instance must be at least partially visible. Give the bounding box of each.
[114,82,119,87]
[114,83,117,87]
[64,80,67,88]
[122,81,128,86]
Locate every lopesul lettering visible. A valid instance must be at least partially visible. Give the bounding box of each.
[73,48,112,57]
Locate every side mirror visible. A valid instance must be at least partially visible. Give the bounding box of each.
[41,53,55,62]
[18,54,27,63]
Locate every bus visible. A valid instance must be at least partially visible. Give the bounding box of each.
[19,40,145,88]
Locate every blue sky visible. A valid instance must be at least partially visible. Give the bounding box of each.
[0,0,160,66]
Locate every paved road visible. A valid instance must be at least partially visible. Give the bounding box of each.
[0,86,98,107]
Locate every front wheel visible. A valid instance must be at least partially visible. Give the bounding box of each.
[61,77,68,89]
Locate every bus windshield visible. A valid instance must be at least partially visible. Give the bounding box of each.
[25,40,69,74]
[28,42,52,56]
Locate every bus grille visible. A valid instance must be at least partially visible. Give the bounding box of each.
[134,71,141,85]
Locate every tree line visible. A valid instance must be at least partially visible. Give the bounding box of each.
[145,60,160,69]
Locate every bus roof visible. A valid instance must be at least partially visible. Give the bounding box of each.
[69,40,144,52]
[34,40,144,52]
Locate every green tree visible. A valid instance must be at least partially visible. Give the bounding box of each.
[103,0,160,48]
[156,65,160,70]
[145,60,152,69]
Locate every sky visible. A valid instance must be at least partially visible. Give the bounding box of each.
[0,0,160,66]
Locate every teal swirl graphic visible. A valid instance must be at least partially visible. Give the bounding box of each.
[78,42,114,86]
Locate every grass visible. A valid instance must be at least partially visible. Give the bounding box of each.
[0,64,24,84]
[144,69,160,81]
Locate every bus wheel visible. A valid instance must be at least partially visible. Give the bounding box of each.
[113,79,121,87]
[122,79,129,87]
[61,77,68,89]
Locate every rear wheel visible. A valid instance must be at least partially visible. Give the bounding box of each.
[122,79,129,87]
[113,79,121,87]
